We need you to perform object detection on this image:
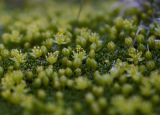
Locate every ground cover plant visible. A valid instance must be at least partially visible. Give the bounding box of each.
[0,0,160,115]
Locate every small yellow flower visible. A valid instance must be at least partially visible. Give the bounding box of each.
[10,49,26,64]
[46,51,59,64]
[30,46,42,58]
[72,47,86,60]
[54,31,71,45]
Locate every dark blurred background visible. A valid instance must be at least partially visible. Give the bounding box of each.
[1,0,111,9]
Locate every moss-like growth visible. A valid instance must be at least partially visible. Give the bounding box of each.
[0,0,160,115]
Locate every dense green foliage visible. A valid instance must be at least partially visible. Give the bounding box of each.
[0,0,160,115]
